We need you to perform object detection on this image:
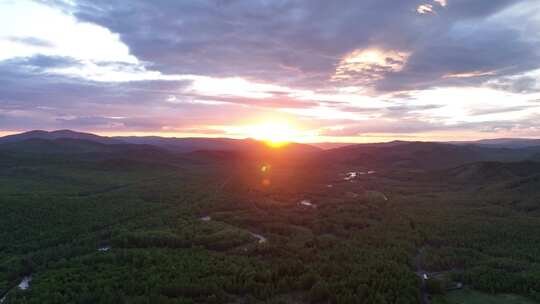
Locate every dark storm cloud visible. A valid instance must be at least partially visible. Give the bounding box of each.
[57,0,540,92]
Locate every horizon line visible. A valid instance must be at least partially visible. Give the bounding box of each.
[2,129,540,145]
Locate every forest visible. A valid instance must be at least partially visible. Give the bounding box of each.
[1,137,540,303]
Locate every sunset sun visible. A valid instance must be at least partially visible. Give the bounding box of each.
[2,1,540,302]
[247,122,299,147]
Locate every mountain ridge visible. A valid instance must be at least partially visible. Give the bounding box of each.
[0,130,321,155]
[0,129,122,145]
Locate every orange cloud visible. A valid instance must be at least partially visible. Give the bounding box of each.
[333,48,410,82]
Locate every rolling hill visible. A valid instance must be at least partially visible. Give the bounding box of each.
[323,141,540,170]
[0,130,121,144]
[0,130,321,155]
[443,161,540,184]
[450,138,540,149]
[3,131,540,172]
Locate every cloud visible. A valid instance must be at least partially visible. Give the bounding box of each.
[468,105,538,116]
[434,0,447,7]
[0,1,136,63]
[319,115,540,138]
[443,70,497,79]
[375,17,540,92]
[487,75,540,93]
[7,36,54,48]
[49,0,537,95]
[1,0,540,140]
[318,118,457,136]
[417,0,447,15]
[417,4,435,14]
[0,54,306,134]
[333,48,410,85]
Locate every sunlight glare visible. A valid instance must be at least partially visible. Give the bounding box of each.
[247,122,299,148]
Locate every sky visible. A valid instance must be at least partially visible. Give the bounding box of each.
[1,0,540,143]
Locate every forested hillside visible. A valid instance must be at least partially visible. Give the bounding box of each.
[1,136,540,303]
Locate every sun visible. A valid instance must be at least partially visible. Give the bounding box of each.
[247,122,299,148]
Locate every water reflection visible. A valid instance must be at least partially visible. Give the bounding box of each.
[18,276,32,290]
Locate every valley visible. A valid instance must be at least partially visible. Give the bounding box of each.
[1,131,540,303]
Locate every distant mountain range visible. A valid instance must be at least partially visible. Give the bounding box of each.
[114,135,321,154]
[450,138,540,149]
[323,138,540,149]
[0,129,122,144]
[3,130,540,150]
[0,130,320,155]
[2,130,540,171]
[323,140,540,170]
